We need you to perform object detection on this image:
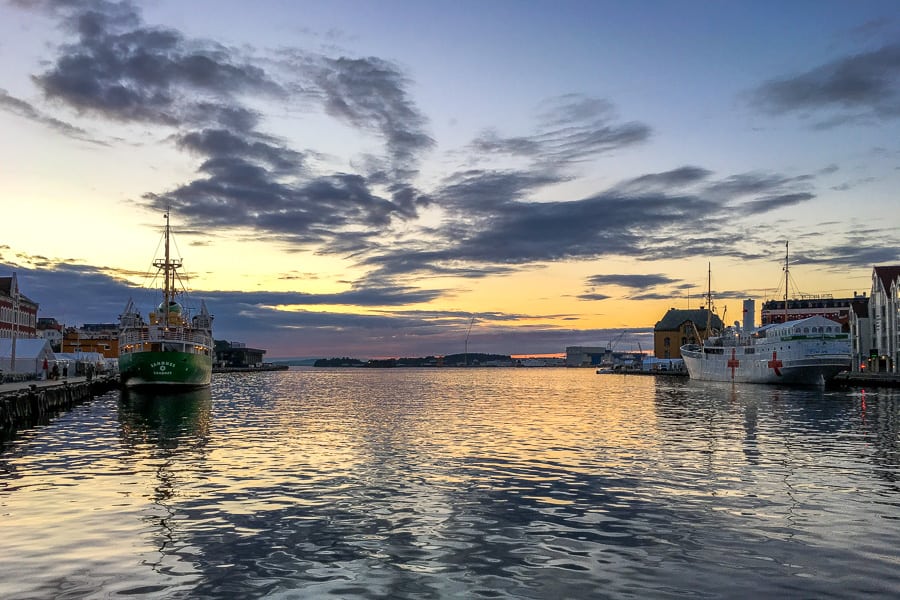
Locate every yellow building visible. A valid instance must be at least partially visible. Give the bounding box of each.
[653,308,723,359]
[62,324,119,358]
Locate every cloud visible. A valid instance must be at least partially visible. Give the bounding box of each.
[16,0,821,285]
[1,251,614,356]
[740,192,815,215]
[361,163,818,279]
[470,94,651,171]
[586,274,680,289]
[310,55,436,178]
[0,88,103,143]
[798,240,900,268]
[32,2,283,125]
[750,43,900,126]
[21,0,434,250]
[576,293,611,301]
[615,166,712,194]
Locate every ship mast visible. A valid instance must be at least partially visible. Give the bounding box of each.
[153,209,182,328]
[783,241,789,324]
[705,262,712,338]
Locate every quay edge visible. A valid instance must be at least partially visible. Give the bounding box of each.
[0,376,118,439]
[832,371,900,388]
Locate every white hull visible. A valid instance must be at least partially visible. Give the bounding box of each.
[680,316,851,386]
[681,346,848,385]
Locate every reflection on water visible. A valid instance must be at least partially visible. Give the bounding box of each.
[1,370,900,598]
[118,388,212,582]
[118,387,212,449]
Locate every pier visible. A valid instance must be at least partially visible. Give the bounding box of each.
[0,375,118,438]
[833,371,900,388]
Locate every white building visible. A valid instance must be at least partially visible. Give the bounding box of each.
[869,266,900,373]
[0,338,56,377]
[848,294,871,373]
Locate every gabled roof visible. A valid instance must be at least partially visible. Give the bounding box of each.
[0,275,37,305]
[0,276,12,295]
[655,308,724,331]
[851,298,869,318]
[873,266,900,293]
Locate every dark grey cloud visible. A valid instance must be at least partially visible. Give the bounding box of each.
[750,43,900,126]
[628,286,761,303]
[576,293,611,301]
[0,253,607,357]
[0,88,102,143]
[586,274,680,289]
[19,0,434,250]
[14,0,825,287]
[351,157,835,281]
[615,166,712,193]
[704,172,812,200]
[740,192,816,215]
[627,291,681,301]
[8,1,890,359]
[176,129,306,175]
[32,2,283,125]
[470,94,651,170]
[796,241,900,268]
[311,56,435,178]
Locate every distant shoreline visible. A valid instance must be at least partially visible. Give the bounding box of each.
[212,364,289,373]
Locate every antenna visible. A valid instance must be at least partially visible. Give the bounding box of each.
[705,262,712,338]
[783,241,789,324]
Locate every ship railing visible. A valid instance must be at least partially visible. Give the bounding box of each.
[119,327,212,348]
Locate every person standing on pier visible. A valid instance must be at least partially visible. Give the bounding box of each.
[42,358,49,380]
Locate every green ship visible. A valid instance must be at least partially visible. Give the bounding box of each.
[118,211,214,388]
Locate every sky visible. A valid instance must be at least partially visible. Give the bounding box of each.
[1,0,899,359]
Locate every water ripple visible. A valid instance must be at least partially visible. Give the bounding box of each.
[1,370,899,598]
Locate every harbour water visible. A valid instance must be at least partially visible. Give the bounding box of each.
[1,368,899,599]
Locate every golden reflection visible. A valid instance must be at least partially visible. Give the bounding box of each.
[118,388,212,448]
[117,388,212,574]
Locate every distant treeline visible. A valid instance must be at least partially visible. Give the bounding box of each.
[313,353,512,368]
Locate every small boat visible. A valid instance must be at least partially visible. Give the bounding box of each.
[680,243,851,386]
[118,210,214,388]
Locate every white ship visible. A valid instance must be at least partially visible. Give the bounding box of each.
[680,314,850,385]
[680,243,851,386]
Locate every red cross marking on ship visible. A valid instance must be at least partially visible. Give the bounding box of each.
[768,351,783,376]
[727,347,740,379]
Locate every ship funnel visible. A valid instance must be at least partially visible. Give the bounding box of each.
[743,299,755,332]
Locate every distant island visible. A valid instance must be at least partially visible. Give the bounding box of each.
[311,353,513,368]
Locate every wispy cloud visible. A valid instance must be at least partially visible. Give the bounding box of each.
[586,274,680,289]
[0,88,104,143]
[750,43,900,127]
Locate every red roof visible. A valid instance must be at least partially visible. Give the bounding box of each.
[873,266,900,293]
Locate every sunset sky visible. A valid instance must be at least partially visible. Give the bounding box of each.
[2,0,899,358]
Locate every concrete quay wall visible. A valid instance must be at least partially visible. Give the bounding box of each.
[0,376,118,435]
[833,372,900,388]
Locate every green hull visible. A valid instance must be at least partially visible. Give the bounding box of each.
[119,350,212,388]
